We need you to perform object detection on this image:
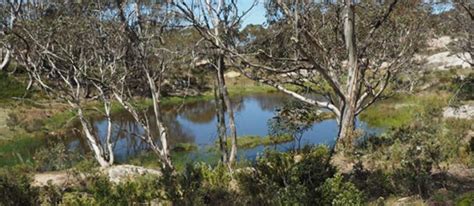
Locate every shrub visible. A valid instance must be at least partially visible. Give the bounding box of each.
[456,192,474,206]
[62,173,162,205]
[237,146,341,205]
[34,142,82,172]
[349,161,396,200]
[450,73,474,102]
[0,167,39,206]
[161,163,236,205]
[319,173,364,206]
[0,73,26,100]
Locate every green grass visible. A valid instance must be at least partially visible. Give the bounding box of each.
[171,143,198,152]
[0,73,27,103]
[220,135,294,149]
[0,133,43,167]
[360,92,449,128]
[42,109,77,131]
[456,191,474,206]
[127,150,221,172]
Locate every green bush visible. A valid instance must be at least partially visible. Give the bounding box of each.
[355,111,472,199]
[0,167,40,206]
[349,161,396,200]
[62,173,162,205]
[160,163,237,205]
[34,142,82,172]
[0,73,26,100]
[236,146,359,205]
[61,162,237,206]
[319,173,364,206]
[456,192,474,206]
[450,73,474,102]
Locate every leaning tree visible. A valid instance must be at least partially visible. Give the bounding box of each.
[196,0,427,150]
[110,0,180,169]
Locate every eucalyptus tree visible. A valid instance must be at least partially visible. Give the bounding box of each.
[9,0,182,168]
[11,1,119,167]
[185,0,426,151]
[174,0,257,166]
[451,0,473,66]
[0,0,22,70]
[110,0,177,169]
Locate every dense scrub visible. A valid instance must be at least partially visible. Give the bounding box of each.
[2,123,472,206]
[0,73,26,101]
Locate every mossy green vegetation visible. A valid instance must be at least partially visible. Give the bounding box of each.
[0,73,27,102]
[0,133,43,167]
[220,134,294,149]
[359,92,449,128]
[171,143,198,152]
[456,191,474,206]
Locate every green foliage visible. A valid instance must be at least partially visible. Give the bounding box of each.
[33,142,82,172]
[0,73,26,101]
[360,93,448,128]
[0,167,39,206]
[449,73,474,105]
[221,134,294,149]
[172,143,198,152]
[456,192,474,206]
[62,173,162,206]
[349,161,396,200]
[319,173,364,206]
[237,146,354,205]
[159,163,236,205]
[356,109,473,199]
[0,133,42,167]
[358,122,444,198]
[39,181,64,206]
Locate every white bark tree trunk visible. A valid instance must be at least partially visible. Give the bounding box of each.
[74,105,111,168]
[0,49,11,70]
[146,70,173,169]
[337,0,359,150]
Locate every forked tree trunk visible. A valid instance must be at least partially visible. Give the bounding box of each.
[336,0,359,151]
[75,106,112,168]
[216,56,238,164]
[214,82,229,164]
[146,71,173,169]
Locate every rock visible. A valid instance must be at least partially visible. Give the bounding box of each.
[393,196,424,206]
[224,71,241,78]
[293,154,303,163]
[33,165,162,187]
[427,36,452,50]
[422,51,472,70]
[33,171,73,187]
[103,164,161,184]
[443,104,474,119]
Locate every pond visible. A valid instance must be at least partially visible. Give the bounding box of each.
[70,92,381,163]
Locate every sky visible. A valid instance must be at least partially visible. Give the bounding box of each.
[184,0,454,27]
[235,0,454,26]
[237,1,267,26]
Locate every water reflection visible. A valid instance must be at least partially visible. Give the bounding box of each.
[69,92,380,162]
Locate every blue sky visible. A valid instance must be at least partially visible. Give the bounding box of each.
[191,1,454,27]
[236,1,454,26]
[238,1,267,26]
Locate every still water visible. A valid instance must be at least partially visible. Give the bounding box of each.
[71,92,380,162]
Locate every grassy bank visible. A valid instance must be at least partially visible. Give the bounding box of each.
[359,91,449,128]
[221,134,294,149]
[0,81,276,169]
